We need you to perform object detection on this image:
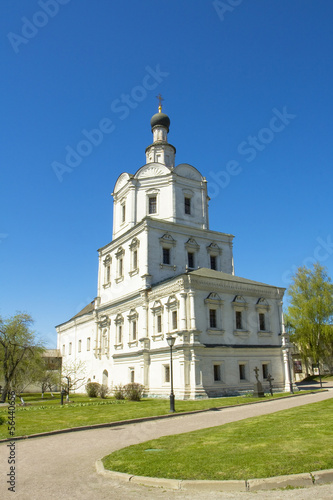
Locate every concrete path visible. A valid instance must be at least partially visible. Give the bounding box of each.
[1,387,333,500]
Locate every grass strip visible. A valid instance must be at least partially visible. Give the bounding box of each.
[0,391,308,439]
[102,399,333,481]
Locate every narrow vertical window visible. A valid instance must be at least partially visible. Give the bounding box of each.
[262,364,269,379]
[164,365,170,383]
[184,197,191,214]
[62,344,65,356]
[69,342,72,355]
[118,325,122,344]
[157,314,162,333]
[259,313,266,331]
[78,340,81,353]
[132,320,137,341]
[188,251,194,268]
[87,337,91,351]
[106,265,111,283]
[172,310,177,330]
[236,311,242,329]
[149,196,157,214]
[133,250,138,270]
[210,255,217,270]
[209,309,217,328]
[130,368,135,383]
[214,364,221,381]
[119,258,123,277]
[239,364,246,380]
[163,247,170,265]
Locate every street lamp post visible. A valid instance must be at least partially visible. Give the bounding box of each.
[166,335,176,413]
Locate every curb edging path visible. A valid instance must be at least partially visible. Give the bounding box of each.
[96,460,333,492]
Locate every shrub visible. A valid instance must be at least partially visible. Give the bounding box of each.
[86,382,101,398]
[99,384,110,399]
[124,383,145,401]
[0,415,6,425]
[113,384,125,400]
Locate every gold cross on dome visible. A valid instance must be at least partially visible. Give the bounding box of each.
[156,94,164,112]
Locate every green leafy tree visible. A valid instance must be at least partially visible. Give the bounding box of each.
[286,263,333,382]
[0,313,44,402]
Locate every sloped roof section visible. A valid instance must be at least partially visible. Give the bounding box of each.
[70,299,95,320]
[189,268,284,290]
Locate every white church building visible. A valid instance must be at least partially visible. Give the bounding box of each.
[56,104,292,398]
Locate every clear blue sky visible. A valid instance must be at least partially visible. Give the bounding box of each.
[1,0,332,348]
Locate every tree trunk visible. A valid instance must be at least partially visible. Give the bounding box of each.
[0,381,10,403]
[318,364,323,388]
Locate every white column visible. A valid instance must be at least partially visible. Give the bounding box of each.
[280,304,293,392]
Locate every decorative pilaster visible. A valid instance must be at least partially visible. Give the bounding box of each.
[179,292,187,331]
[188,290,197,330]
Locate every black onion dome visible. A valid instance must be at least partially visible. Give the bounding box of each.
[150,112,170,132]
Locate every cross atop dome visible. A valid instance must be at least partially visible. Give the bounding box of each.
[156,93,164,113]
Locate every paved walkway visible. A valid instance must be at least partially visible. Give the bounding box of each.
[1,386,333,500]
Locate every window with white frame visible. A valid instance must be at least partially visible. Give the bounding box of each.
[172,310,178,330]
[163,247,170,265]
[210,255,217,270]
[128,309,138,344]
[78,340,82,353]
[103,254,111,287]
[62,344,65,356]
[132,320,137,340]
[69,342,72,355]
[232,296,249,334]
[115,246,125,282]
[159,233,176,268]
[87,337,91,351]
[182,189,193,216]
[236,311,242,329]
[129,367,135,383]
[256,298,271,334]
[129,238,140,276]
[146,189,159,215]
[207,243,222,271]
[209,309,217,328]
[184,196,191,215]
[205,293,224,333]
[114,314,124,346]
[166,295,179,332]
[157,314,162,333]
[185,238,199,270]
[121,200,126,224]
[187,251,195,269]
[151,300,164,339]
[149,196,157,214]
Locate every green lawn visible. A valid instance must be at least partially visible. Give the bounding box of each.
[0,391,306,440]
[102,398,333,480]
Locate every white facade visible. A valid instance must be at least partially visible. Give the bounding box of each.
[56,108,290,398]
